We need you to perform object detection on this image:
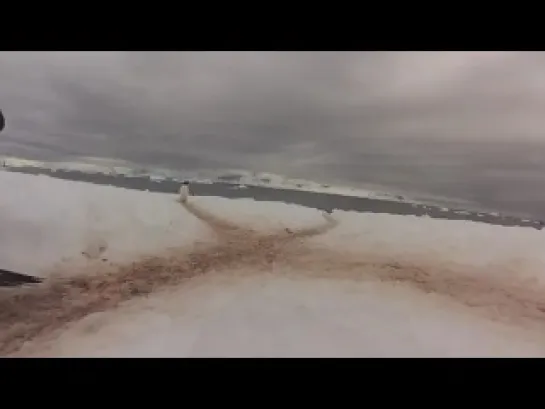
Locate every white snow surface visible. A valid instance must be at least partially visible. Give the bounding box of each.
[2,170,545,357]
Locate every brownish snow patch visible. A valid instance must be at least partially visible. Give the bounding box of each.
[290,247,545,332]
[0,203,336,356]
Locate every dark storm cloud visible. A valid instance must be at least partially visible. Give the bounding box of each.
[2,51,545,182]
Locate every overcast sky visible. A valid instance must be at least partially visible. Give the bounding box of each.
[1,51,545,188]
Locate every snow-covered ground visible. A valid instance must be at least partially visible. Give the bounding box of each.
[2,170,545,357]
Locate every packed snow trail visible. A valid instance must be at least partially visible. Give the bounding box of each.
[291,247,545,331]
[0,200,337,356]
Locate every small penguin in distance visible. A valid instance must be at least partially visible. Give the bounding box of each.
[179,181,191,203]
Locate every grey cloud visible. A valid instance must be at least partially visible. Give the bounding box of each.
[3,52,545,218]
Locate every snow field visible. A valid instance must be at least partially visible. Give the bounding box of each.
[2,170,545,357]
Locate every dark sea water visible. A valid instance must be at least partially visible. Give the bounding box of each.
[2,136,545,221]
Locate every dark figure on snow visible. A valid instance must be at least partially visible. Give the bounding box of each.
[0,109,4,133]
